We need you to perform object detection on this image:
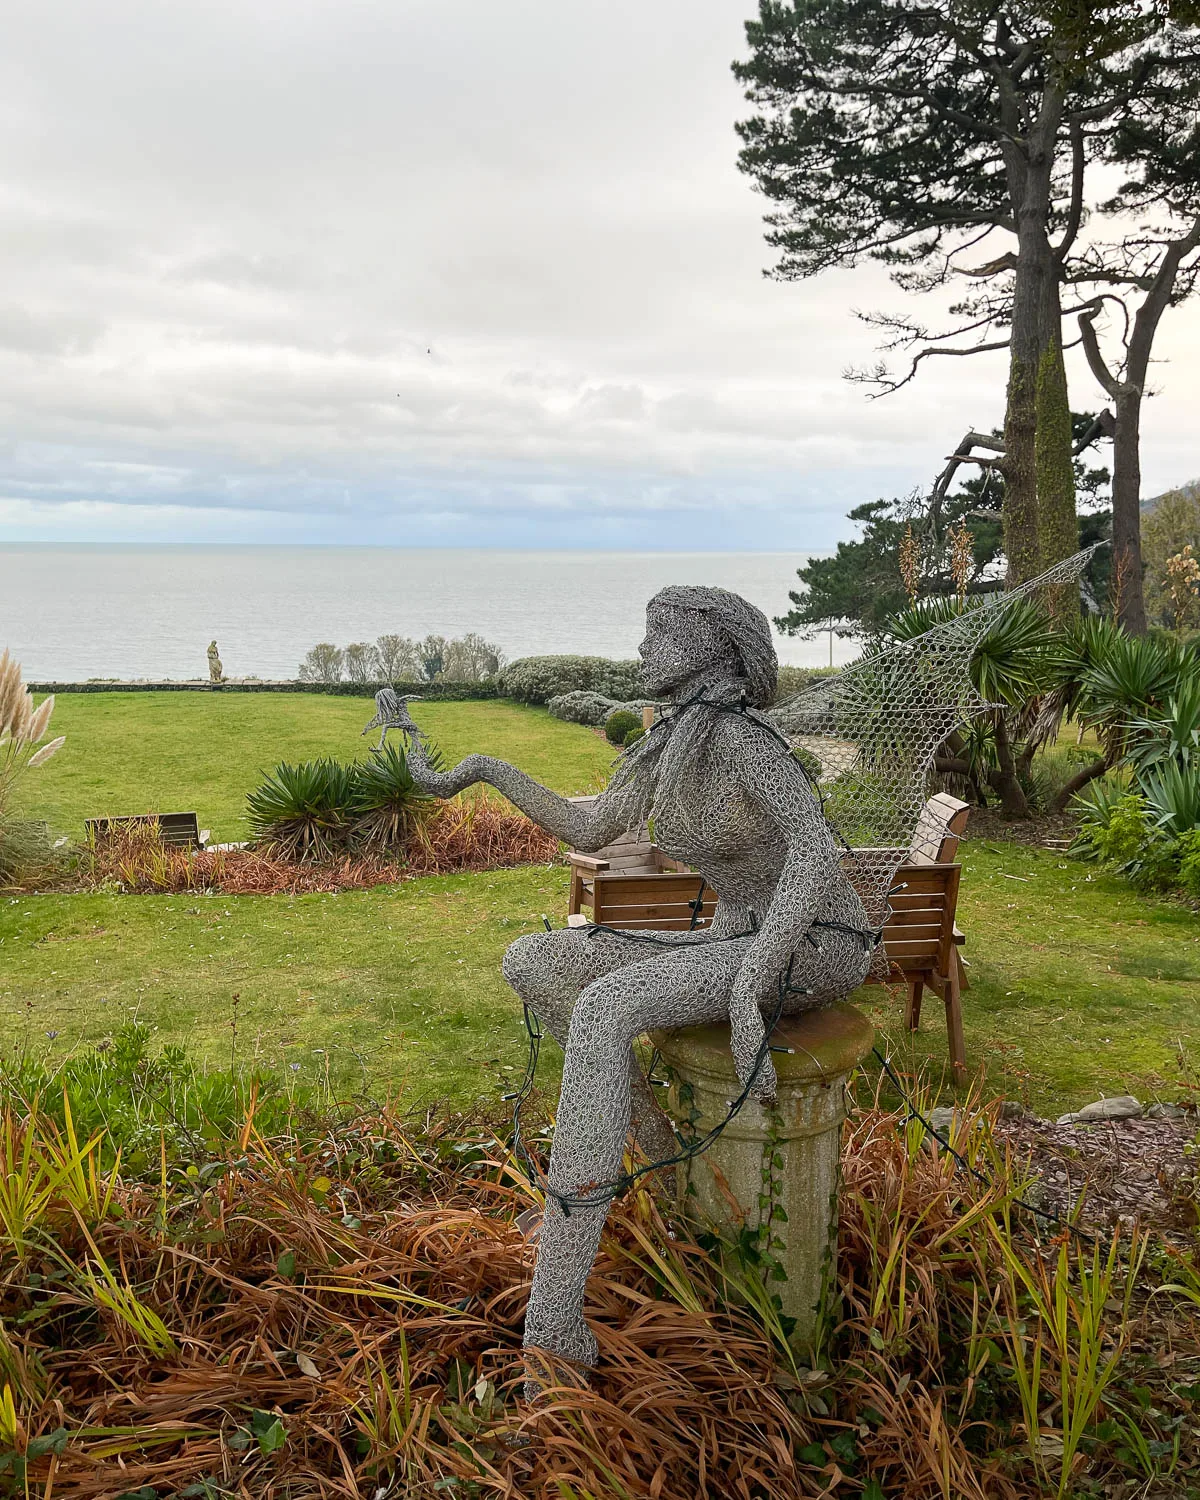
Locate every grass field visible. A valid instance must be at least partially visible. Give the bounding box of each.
[3,841,1196,1113]
[23,691,615,841]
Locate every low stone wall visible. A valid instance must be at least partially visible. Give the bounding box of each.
[27,679,502,700]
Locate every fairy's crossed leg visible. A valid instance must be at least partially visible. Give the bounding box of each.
[503,924,856,1372]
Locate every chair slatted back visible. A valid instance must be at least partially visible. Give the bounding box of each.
[86,812,202,849]
[567,795,657,873]
[908,793,970,865]
[880,864,960,977]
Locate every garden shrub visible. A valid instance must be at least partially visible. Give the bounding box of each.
[623,725,645,747]
[605,708,641,745]
[500,655,643,705]
[791,744,822,782]
[247,757,358,861]
[351,741,442,852]
[772,663,838,703]
[547,691,657,726]
[1177,829,1200,898]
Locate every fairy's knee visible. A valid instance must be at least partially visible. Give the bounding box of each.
[502,928,587,1002]
[568,973,642,1059]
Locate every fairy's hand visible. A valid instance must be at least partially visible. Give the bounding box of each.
[728,990,778,1104]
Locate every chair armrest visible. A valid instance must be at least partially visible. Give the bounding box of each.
[652,848,690,874]
[952,924,966,945]
[566,913,589,928]
[567,853,610,871]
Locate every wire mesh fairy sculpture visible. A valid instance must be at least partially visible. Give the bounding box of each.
[370,548,1093,1388]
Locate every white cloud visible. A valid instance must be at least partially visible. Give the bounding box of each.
[0,0,1195,547]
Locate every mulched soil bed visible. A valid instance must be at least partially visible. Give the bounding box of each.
[966,807,1079,848]
[994,1108,1198,1243]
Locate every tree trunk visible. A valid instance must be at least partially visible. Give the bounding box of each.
[1034,284,1078,619]
[1110,389,1147,633]
[988,711,1031,818]
[1049,756,1107,812]
[1002,305,1042,588]
[1001,87,1065,588]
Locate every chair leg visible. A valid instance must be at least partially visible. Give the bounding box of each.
[944,967,967,1082]
[904,978,923,1031]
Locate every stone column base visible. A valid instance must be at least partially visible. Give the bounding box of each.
[650,1002,875,1350]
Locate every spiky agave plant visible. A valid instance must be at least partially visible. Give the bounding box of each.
[246,758,357,861]
[349,741,443,853]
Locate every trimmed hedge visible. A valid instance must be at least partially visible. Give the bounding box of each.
[500,655,643,705]
[605,708,641,745]
[28,680,502,700]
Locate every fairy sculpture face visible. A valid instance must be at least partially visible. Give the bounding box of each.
[637,600,728,698]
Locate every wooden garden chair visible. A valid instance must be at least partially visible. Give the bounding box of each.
[85,811,211,849]
[563,792,971,1076]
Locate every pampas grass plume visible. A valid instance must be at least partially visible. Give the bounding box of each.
[0,650,22,736]
[29,693,55,743]
[27,735,65,768]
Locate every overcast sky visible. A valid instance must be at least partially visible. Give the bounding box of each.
[1,0,1197,551]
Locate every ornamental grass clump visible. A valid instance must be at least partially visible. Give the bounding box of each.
[0,1070,1192,1499]
[0,650,65,885]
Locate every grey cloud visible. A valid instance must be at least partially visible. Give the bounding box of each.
[0,0,1194,548]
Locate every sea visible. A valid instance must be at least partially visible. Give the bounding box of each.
[0,545,855,682]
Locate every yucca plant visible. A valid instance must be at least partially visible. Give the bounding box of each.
[1078,632,1182,761]
[1126,677,1200,777]
[247,758,357,861]
[887,597,1068,816]
[1141,761,1200,837]
[349,742,442,852]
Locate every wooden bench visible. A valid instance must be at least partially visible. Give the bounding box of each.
[564,792,971,1076]
[85,812,210,850]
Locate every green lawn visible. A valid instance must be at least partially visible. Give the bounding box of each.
[2,842,1196,1114]
[24,692,615,842]
[7,689,1197,1114]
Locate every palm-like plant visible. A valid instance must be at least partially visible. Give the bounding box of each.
[247,759,357,861]
[885,597,1066,816]
[1125,677,1200,777]
[1077,633,1181,761]
[1141,761,1200,837]
[351,742,443,852]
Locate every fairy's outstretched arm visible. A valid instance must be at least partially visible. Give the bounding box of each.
[367,692,630,851]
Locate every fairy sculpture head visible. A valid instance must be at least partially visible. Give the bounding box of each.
[638,585,777,707]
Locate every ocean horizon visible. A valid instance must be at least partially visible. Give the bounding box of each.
[1,543,854,682]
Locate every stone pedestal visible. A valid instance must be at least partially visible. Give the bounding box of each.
[650,1002,875,1349]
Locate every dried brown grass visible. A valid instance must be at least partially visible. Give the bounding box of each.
[0,1110,820,1499]
[1,1092,1191,1498]
[74,795,561,896]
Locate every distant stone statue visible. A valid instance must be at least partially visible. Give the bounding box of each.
[207,641,224,683]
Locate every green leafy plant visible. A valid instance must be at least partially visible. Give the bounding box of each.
[350,742,442,852]
[604,709,641,746]
[622,725,645,747]
[1141,761,1200,838]
[247,758,357,860]
[1126,677,1200,777]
